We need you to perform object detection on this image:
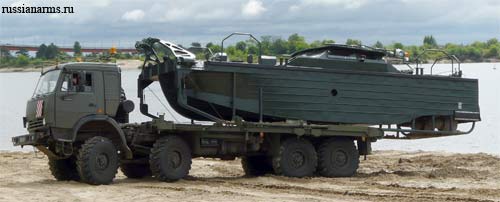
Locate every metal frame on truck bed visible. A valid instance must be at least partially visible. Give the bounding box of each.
[121,115,382,159]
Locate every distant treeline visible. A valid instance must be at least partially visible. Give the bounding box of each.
[1,34,499,68]
[0,42,139,68]
[196,34,500,63]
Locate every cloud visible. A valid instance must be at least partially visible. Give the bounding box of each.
[298,0,368,9]
[0,0,498,47]
[121,9,145,22]
[242,0,266,17]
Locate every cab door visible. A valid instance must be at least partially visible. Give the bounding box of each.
[55,70,100,129]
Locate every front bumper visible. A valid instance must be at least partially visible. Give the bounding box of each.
[12,132,49,146]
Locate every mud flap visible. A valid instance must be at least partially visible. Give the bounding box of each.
[357,139,371,155]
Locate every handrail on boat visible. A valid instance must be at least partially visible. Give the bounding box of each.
[220,32,262,64]
[410,49,462,77]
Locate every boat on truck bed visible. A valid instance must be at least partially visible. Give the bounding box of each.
[137,33,480,138]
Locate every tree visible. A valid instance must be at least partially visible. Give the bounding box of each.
[1,47,12,58]
[465,46,482,62]
[205,42,214,48]
[322,39,335,45]
[16,54,29,66]
[73,41,82,56]
[36,44,47,58]
[393,42,404,49]
[191,42,201,48]
[260,35,273,55]
[235,41,247,52]
[346,39,362,46]
[485,46,499,58]
[206,42,221,53]
[270,38,288,55]
[45,43,59,59]
[486,38,498,47]
[423,35,438,48]
[248,45,258,55]
[374,41,384,49]
[287,33,308,53]
[309,40,323,48]
[310,39,336,48]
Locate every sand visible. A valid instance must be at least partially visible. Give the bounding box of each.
[0,150,499,202]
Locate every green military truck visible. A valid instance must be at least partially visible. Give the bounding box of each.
[12,63,383,185]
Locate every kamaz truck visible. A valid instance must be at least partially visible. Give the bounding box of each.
[12,37,479,185]
[12,62,384,185]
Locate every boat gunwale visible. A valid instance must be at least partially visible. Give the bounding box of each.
[202,61,478,82]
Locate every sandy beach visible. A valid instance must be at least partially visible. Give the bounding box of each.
[0,150,498,202]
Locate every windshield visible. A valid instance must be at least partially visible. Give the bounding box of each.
[33,70,61,97]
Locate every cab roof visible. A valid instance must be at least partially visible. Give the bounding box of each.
[58,62,120,72]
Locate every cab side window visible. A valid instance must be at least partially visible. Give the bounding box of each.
[60,72,93,92]
[83,73,93,92]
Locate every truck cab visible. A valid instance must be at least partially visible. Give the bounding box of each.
[17,62,133,163]
[26,63,126,131]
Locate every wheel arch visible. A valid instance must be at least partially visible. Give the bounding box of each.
[72,115,133,159]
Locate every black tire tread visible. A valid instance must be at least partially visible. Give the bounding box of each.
[120,163,152,179]
[76,136,119,185]
[149,136,192,182]
[48,158,80,181]
[241,156,273,176]
[272,138,317,177]
[317,138,359,177]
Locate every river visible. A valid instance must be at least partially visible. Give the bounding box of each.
[1,63,498,154]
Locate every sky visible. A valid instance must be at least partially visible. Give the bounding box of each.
[0,0,499,48]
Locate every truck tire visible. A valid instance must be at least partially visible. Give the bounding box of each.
[120,163,152,179]
[76,136,119,185]
[241,155,273,176]
[317,138,359,177]
[272,138,317,177]
[150,136,192,182]
[48,157,80,181]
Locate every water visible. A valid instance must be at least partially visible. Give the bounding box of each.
[1,63,499,154]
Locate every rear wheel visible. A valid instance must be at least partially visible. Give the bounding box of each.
[120,162,152,179]
[317,138,359,177]
[273,138,317,177]
[241,155,273,176]
[48,157,80,181]
[76,136,119,185]
[149,136,192,182]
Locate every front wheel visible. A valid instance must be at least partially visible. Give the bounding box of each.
[149,136,192,182]
[48,157,80,181]
[76,136,119,185]
[317,138,359,177]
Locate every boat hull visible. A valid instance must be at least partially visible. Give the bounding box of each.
[158,61,479,125]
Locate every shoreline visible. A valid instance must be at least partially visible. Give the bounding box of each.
[1,60,499,73]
